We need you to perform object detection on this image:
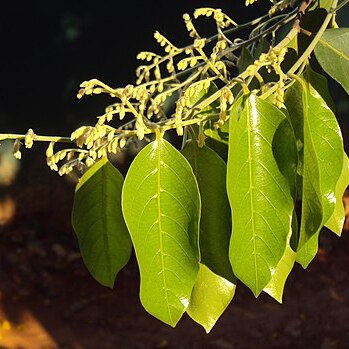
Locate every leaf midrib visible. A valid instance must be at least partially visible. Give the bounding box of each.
[318,38,349,61]
[156,140,173,324]
[246,101,258,295]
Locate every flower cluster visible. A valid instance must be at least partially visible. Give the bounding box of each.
[2,3,300,175]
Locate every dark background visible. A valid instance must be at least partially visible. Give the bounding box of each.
[0,1,349,349]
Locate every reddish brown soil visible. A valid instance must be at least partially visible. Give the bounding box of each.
[0,155,349,349]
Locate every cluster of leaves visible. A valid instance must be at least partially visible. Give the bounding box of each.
[1,0,349,332]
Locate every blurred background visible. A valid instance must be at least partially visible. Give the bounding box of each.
[0,1,348,348]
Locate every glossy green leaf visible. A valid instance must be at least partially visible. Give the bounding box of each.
[285,79,344,268]
[227,95,297,296]
[122,138,200,327]
[186,264,236,333]
[325,154,349,236]
[315,28,349,94]
[182,141,234,282]
[263,237,296,303]
[72,157,131,288]
[263,114,298,303]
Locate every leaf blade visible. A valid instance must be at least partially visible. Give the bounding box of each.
[227,95,296,296]
[122,139,200,327]
[285,78,345,267]
[314,28,349,94]
[325,154,349,235]
[72,157,132,288]
[187,264,236,333]
[182,141,234,282]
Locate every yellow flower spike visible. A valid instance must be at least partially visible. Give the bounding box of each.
[71,126,86,141]
[107,130,115,142]
[85,157,95,167]
[119,138,126,148]
[24,128,35,149]
[59,151,67,161]
[194,39,205,50]
[89,150,97,160]
[97,115,107,125]
[67,151,74,161]
[78,153,85,161]
[50,163,58,172]
[12,139,22,160]
[119,108,126,120]
[157,83,164,93]
[110,138,119,154]
[46,141,55,158]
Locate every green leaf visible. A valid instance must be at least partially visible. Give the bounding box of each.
[121,138,200,327]
[188,80,218,112]
[227,95,297,296]
[263,238,296,303]
[204,136,228,162]
[325,154,349,236]
[186,264,236,333]
[303,65,336,112]
[72,157,132,288]
[310,0,333,11]
[314,28,349,95]
[262,112,299,303]
[182,141,234,282]
[285,79,344,268]
[204,120,229,145]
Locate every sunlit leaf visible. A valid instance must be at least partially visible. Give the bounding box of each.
[187,264,236,333]
[303,65,335,112]
[263,239,296,303]
[227,95,297,296]
[204,120,229,145]
[315,28,349,94]
[182,141,234,282]
[285,78,344,267]
[122,138,200,327]
[72,157,131,288]
[310,0,333,11]
[325,154,349,236]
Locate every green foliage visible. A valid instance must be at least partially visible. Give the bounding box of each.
[122,137,201,327]
[181,141,234,282]
[186,263,236,333]
[72,157,131,287]
[285,73,345,267]
[314,28,349,94]
[1,0,349,332]
[227,95,297,297]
